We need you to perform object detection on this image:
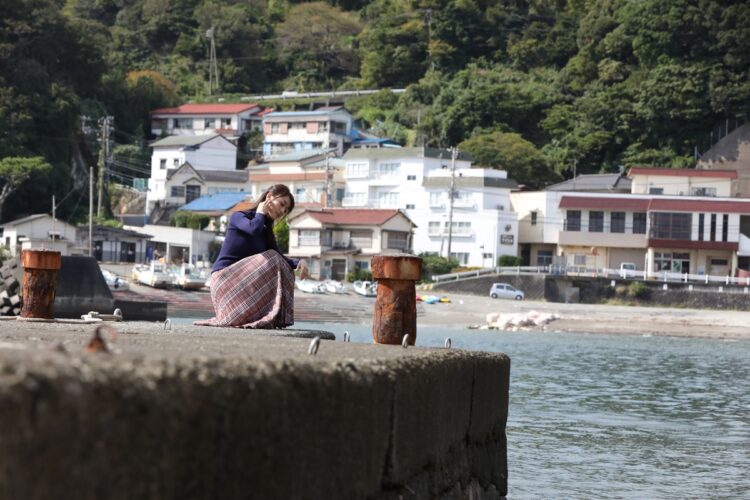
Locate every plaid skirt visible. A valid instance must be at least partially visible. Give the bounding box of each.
[194,250,295,329]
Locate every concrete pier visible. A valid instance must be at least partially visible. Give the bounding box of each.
[0,321,510,499]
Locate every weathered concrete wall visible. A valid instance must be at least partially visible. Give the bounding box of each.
[0,321,509,499]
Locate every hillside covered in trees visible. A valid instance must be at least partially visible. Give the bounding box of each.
[1,0,749,222]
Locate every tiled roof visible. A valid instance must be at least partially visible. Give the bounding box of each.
[546,173,631,192]
[0,213,49,227]
[292,208,408,226]
[343,147,472,161]
[264,149,329,162]
[559,195,750,214]
[179,192,250,212]
[628,167,737,179]
[196,170,248,182]
[151,103,259,115]
[264,108,350,118]
[150,135,228,148]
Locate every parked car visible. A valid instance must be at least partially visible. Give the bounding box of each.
[620,262,637,278]
[489,283,524,300]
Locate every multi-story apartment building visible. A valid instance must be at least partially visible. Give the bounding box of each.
[287,208,415,280]
[150,103,267,138]
[262,107,353,156]
[342,148,519,267]
[247,149,345,206]
[146,135,239,214]
[512,167,750,276]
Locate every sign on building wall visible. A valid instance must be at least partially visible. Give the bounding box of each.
[501,234,514,245]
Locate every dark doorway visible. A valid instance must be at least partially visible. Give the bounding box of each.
[332,259,346,280]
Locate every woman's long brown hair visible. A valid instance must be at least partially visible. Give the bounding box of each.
[243,184,295,247]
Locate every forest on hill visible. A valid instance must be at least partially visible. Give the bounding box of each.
[1,0,749,223]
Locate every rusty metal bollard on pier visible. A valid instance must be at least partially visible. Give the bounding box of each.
[20,249,62,320]
[371,254,422,345]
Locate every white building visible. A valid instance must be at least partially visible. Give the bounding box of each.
[0,214,78,256]
[262,107,353,157]
[164,163,249,206]
[342,148,519,267]
[248,149,345,205]
[150,103,267,137]
[124,224,217,266]
[147,134,238,213]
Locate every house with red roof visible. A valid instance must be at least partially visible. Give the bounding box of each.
[511,167,750,278]
[286,208,415,280]
[150,103,269,138]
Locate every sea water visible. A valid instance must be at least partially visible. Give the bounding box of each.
[293,322,750,499]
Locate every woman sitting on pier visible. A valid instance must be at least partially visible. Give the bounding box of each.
[195,184,309,329]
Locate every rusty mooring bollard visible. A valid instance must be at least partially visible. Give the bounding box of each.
[20,249,62,319]
[371,254,422,345]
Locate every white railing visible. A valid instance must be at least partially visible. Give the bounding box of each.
[432,265,750,286]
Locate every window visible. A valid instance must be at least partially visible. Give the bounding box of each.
[345,162,368,178]
[170,186,185,197]
[711,213,717,242]
[377,192,398,207]
[450,252,469,266]
[333,121,346,133]
[722,214,728,242]
[654,252,672,272]
[537,250,553,266]
[375,162,400,178]
[290,122,305,129]
[651,212,692,240]
[173,158,179,167]
[174,118,193,129]
[566,210,581,231]
[428,221,441,235]
[698,213,705,241]
[295,187,306,200]
[531,211,537,226]
[691,187,717,197]
[405,204,415,209]
[355,261,369,270]
[429,192,444,207]
[710,258,728,266]
[351,230,373,248]
[321,231,332,247]
[345,192,366,206]
[407,175,417,181]
[448,221,471,235]
[649,187,664,195]
[204,118,214,129]
[319,121,329,132]
[185,185,201,203]
[220,117,231,128]
[159,159,166,170]
[589,211,604,232]
[573,254,586,266]
[611,212,625,233]
[271,123,280,133]
[482,253,493,259]
[633,212,647,234]
[299,230,319,246]
[387,232,408,250]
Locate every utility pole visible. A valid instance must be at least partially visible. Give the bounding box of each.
[96,116,113,218]
[89,167,93,257]
[446,146,458,261]
[51,195,56,243]
[206,27,220,96]
[325,152,333,208]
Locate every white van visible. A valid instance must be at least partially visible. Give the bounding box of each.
[620,262,636,278]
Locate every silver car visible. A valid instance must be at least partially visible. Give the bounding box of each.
[489,283,524,300]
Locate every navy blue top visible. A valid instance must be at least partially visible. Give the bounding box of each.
[212,211,298,274]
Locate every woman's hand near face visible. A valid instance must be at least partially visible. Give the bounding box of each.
[256,199,267,215]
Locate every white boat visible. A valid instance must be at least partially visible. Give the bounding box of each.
[101,269,129,291]
[173,264,208,290]
[131,262,173,288]
[353,280,377,297]
[296,279,326,294]
[323,280,347,294]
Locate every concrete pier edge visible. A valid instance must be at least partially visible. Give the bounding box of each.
[0,321,509,499]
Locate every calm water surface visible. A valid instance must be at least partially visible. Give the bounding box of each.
[293,322,750,499]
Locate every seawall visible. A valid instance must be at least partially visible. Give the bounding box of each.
[0,321,510,499]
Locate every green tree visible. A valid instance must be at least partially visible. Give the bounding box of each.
[419,253,457,282]
[459,131,559,189]
[0,157,52,221]
[273,217,289,253]
[275,2,362,89]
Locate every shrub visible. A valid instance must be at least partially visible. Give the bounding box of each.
[346,268,373,282]
[171,211,210,230]
[419,253,458,282]
[627,281,650,299]
[498,255,523,267]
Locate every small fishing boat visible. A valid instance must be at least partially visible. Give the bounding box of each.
[296,279,326,294]
[323,280,347,294]
[353,280,377,297]
[173,264,208,290]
